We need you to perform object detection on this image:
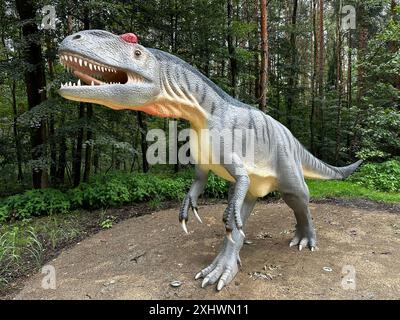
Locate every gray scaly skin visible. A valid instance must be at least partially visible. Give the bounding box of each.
[58,30,362,291]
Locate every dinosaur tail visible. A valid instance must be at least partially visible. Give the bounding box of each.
[299,147,363,180]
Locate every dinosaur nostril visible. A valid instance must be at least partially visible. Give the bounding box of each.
[72,34,82,40]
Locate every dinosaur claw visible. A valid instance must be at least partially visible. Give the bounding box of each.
[217,279,225,291]
[237,255,242,267]
[238,228,246,238]
[193,208,202,224]
[195,272,202,280]
[201,277,209,288]
[311,246,315,252]
[226,230,235,244]
[181,220,188,234]
[289,241,296,247]
[298,244,303,251]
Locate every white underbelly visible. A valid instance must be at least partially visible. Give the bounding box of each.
[190,128,278,198]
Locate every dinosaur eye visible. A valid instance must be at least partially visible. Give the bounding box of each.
[134,50,142,57]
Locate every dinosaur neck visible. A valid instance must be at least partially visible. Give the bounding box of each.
[136,64,225,130]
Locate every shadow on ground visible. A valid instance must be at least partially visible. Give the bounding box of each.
[12,202,400,299]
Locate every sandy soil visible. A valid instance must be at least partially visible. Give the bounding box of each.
[12,201,400,300]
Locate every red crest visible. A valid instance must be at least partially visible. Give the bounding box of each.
[120,33,138,44]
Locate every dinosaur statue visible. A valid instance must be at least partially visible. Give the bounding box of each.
[58,30,362,291]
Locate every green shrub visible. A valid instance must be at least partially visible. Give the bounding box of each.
[79,178,130,208]
[0,189,70,222]
[349,160,400,192]
[68,172,190,210]
[204,173,229,198]
[0,205,10,223]
[0,163,399,223]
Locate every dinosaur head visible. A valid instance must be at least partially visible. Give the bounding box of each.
[58,30,161,110]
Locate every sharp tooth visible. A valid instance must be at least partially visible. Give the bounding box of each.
[89,63,93,71]
[91,81,94,86]
[84,60,88,67]
[101,66,105,72]
[74,57,78,63]
[68,81,72,86]
[94,65,98,71]
[69,56,73,62]
[78,79,81,86]
[79,58,83,66]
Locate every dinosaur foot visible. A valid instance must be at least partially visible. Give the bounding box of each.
[179,194,202,234]
[289,226,317,251]
[195,250,240,291]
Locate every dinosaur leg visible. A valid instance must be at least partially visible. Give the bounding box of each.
[278,159,316,251]
[179,166,209,233]
[221,154,250,238]
[222,182,236,242]
[195,193,257,291]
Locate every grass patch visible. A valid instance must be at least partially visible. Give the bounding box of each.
[0,212,88,288]
[307,180,400,203]
[0,200,179,296]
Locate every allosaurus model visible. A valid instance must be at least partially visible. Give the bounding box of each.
[59,30,362,291]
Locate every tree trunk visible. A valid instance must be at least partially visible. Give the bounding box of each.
[350,4,366,155]
[334,0,343,164]
[93,145,100,174]
[316,0,325,158]
[227,0,238,98]
[347,30,352,110]
[169,0,180,173]
[72,105,85,187]
[310,0,317,154]
[137,112,149,173]
[259,0,269,112]
[49,114,57,183]
[1,33,23,182]
[15,0,48,189]
[389,0,400,89]
[74,6,93,185]
[45,35,58,184]
[56,15,73,185]
[56,134,67,185]
[345,27,353,156]
[285,0,298,131]
[83,105,93,182]
[11,81,23,182]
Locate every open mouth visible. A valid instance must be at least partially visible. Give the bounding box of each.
[59,51,142,88]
